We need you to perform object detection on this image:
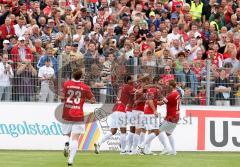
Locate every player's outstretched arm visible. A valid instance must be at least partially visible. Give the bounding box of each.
[144,84,162,90]
[143,84,154,89]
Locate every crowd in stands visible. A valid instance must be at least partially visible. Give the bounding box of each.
[0,0,240,106]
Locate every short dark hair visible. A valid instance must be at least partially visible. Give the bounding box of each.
[124,75,132,84]
[208,46,214,50]
[169,80,177,88]
[177,51,186,57]
[223,62,233,68]
[19,16,25,20]
[89,41,96,46]
[65,43,72,47]
[219,68,225,72]
[141,75,150,83]
[73,70,83,80]
[215,13,221,19]
[45,58,51,63]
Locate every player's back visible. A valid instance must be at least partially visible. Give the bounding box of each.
[112,84,135,112]
[165,90,180,123]
[62,80,93,122]
[119,84,135,105]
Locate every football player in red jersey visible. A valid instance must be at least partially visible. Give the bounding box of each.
[94,75,136,154]
[138,77,170,155]
[61,70,96,167]
[131,75,150,154]
[158,80,181,155]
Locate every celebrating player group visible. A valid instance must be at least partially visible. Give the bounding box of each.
[60,70,182,166]
[94,74,182,156]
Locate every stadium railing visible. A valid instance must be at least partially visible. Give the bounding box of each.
[0,54,239,106]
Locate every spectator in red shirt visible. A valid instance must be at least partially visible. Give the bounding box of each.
[11,36,34,64]
[213,43,223,63]
[174,3,183,17]
[43,0,54,17]
[207,47,222,68]
[161,65,175,85]
[196,86,206,105]
[140,34,153,52]
[0,17,15,40]
[224,5,234,25]
[170,0,183,13]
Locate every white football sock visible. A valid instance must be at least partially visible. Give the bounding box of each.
[98,132,113,145]
[120,133,127,152]
[168,135,176,153]
[132,134,140,151]
[126,132,134,151]
[141,133,156,148]
[64,135,70,145]
[146,133,156,145]
[158,132,169,150]
[68,140,78,164]
[144,142,150,153]
[139,132,145,146]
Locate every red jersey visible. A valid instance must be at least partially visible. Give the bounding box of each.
[223,53,231,59]
[172,0,183,13]
[163,90,180,123]
[197,91,206,105]
[89,0,98,2]
[133,85,145,112]
[126,83,135,112]
[113,84,135,112]
[62,80,93,122]
[43,6,52,16]
[144,87,158,115]
[161,74,175,85]
[207,52,223,68]
[141,42,150,52]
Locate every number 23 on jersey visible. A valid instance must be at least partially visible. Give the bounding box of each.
[66,89,82,105]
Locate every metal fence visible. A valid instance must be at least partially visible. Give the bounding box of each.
[0,53,239,106]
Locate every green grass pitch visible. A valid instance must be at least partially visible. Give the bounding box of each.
[0,151,239,167]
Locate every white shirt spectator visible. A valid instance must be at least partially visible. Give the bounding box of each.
[223,58,240,73]
[0,62,14,87]
[160,37,168,43]
[170,46,183,58]
[167,33,180,44]
[38,65,55,86]
[14,24,27,38]
[187,31,202,39]
[125,50,134,60]
[77,35,86,51]
[185,44,201,61]
[88,32,103,44]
